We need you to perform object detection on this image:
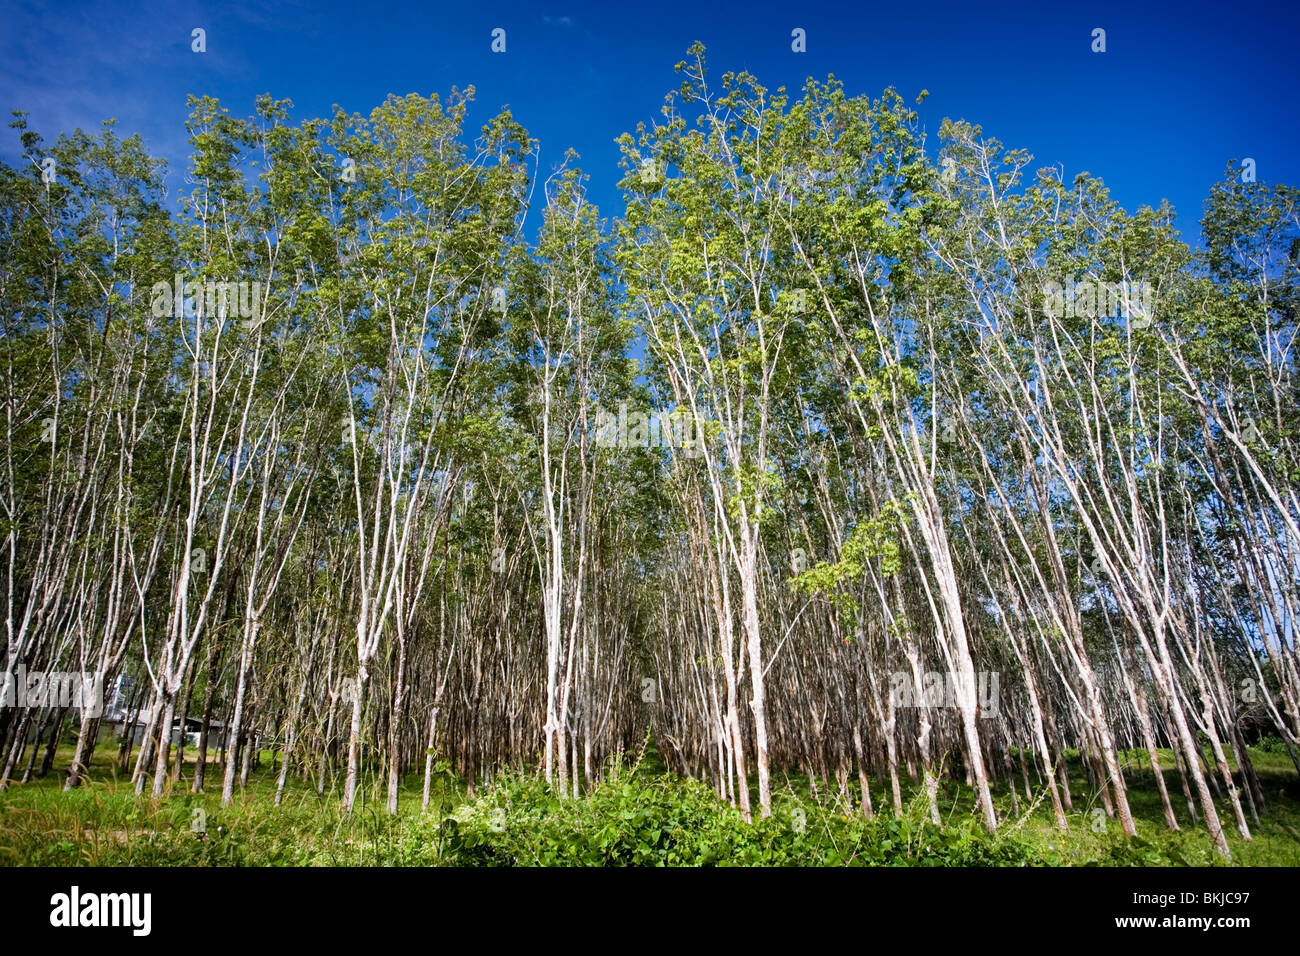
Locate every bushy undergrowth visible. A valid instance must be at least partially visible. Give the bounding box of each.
[439,771,1042,867]
[1252,735,1292,756]
[0,769,1042,866]
[3,743,1296,866]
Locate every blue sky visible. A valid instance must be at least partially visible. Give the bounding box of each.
[3,0,1296,243]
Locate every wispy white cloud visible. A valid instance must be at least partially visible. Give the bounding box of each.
[0,0,288,196]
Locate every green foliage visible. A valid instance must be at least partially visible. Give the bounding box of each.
[1253,735,1290,756]
[791,500,905,629]
[3,46,1299,874]
[3,740,1298,866]
[438,768,1040,867]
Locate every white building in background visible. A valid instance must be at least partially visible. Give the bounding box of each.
[98,712,227,750]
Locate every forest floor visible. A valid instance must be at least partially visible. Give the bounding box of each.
[0,738,1296,866]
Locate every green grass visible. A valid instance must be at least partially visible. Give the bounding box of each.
[0,735,1296,866]
[997,745,1300,866]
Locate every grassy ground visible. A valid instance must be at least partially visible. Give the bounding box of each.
[1006,745,1300,866]
[0,735,1296,865]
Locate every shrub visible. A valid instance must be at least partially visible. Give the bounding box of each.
[438,769,1044,867]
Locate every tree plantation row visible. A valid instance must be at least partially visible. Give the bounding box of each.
[2,46,1297,863]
